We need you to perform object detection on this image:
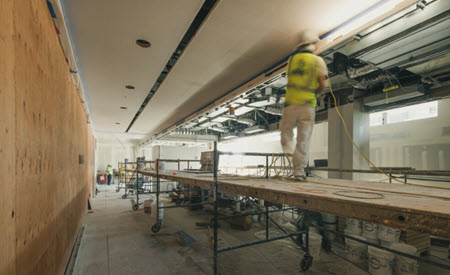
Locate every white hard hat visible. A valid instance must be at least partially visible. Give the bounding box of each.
[295,30,319,49]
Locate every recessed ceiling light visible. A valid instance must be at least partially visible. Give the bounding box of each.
[125,85,135,90]
[136,39,151,48]
[120,107,127,110]
[115,122,120,125]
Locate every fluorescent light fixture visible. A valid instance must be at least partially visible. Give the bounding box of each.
[248,96,276,107]
[234,106,254,116]
[327,0,405,41]
[210,127,227,133]
[243,125,267,134]
[206,107,228,118]
[222,133,237,140]
[212,117,229,123]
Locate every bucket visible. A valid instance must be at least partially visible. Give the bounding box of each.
[309,220,320,234]
[346,218,362,235]
[345,234,367,266]
[321,213,337,223]
[378,225,401,243]
[368,245,394,275]
[307,233,323,260]
[324,223,337,241]
[366,237,379,245]
[390,243,418,275]
[363,222,379,239]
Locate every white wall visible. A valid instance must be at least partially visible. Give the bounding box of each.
[152,145,208,170]
[136,147,152,160]
[370,98,450,170]
[218,122,328,172]
[95,142,136,173]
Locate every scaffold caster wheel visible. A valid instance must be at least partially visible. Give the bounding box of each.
[116,188,120,192]
[151,223,161,233]
[122,194,128,199]
[132,204,139,211]
[300,254,313,271]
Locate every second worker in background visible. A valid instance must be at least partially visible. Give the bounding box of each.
[280,30,327,181]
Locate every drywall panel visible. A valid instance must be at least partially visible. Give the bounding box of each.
[0,0,95,274]
[61,0,204,132]
[0,0,16,274]
[95,143,135,173]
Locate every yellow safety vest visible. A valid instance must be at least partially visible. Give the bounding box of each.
[106,166,113,175]
[285,52,321,107]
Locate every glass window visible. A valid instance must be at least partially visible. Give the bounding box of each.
[370,101,438,126]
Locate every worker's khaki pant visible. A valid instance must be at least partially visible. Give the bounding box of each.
[280,105,315,176]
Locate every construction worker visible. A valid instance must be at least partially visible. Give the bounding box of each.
[106,164,113,185]
[280,30,327,181]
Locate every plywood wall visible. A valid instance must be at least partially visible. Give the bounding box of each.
[0,0,95,274]
[0,0,17,273]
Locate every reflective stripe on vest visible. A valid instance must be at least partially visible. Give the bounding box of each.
[285,52,319,107]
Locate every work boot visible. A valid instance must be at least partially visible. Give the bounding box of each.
[293,175,307,182]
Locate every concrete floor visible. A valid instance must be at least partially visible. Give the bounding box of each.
[74,183,371,275]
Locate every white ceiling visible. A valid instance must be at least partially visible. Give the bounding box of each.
[95,132,147,145]
[62,0,204,133]
[63,0,383,140]
[129,0,381,136]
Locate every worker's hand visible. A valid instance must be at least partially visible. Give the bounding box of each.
[316,93,325,101]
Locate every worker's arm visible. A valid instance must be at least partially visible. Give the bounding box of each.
[316,74,326,95]
[316,57,327,96]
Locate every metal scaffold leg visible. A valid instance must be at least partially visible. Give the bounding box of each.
[152,159,162,233]
[213,141,219,275]
[300,210,313,271]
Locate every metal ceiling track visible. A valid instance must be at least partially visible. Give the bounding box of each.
[125,0,220,133]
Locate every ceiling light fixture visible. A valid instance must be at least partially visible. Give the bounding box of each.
[136,39,151,48]
[120,107,127,110]
[325,0,405,42]
[125,85,135,90]
[115,122,120,125]
[243,125,266,134]
[222,133,237,140]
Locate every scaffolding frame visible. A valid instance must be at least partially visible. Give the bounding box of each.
[136,144,450,274]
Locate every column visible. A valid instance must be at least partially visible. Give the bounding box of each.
[328,98,370,180]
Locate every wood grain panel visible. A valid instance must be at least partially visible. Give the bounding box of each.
[136,170,450,238]
[0,0,94,274]
[0,0,16,274]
